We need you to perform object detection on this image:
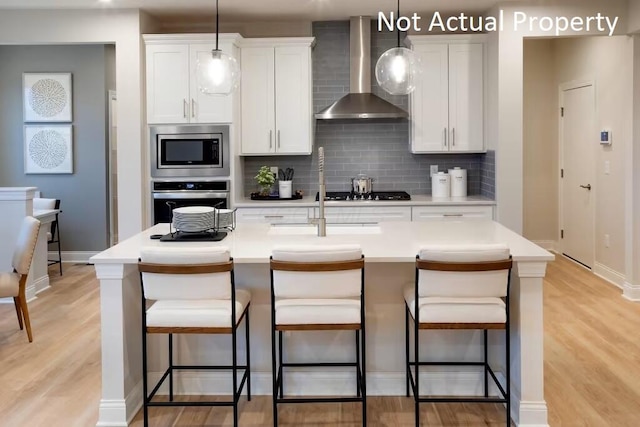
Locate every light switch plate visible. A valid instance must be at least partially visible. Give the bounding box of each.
[270,166,279,175]
[430,165,438,176]
[604,161,610,175]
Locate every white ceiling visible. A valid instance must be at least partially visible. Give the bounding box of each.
[0,0,531,20]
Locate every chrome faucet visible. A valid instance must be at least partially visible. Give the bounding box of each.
[310,146,327,236]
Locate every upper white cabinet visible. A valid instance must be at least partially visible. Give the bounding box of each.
[144,34,242,124]
[408,36,485,153]
[240,38,315,155]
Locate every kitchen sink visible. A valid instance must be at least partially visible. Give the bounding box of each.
[268,223,382,236]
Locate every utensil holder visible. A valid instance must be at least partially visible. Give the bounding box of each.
[279,180,292,198]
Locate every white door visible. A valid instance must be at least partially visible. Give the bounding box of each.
[241,47,275,154]
[561,84,595,268]
[448,43,484,152]
[274,46,312,154]
[410,43,449,153]
[146,44,190,124]
[189,42,233,123]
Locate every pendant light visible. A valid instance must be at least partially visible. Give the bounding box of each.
[197,0,240,96]
[375,0,419,95]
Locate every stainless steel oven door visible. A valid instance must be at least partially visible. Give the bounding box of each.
[150,125,230,178]
[152,191,230,225]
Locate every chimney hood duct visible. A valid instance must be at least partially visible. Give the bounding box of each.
[315,16,409,120]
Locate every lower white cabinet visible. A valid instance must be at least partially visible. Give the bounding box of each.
[313,207,412,223]
[236,207,310,224]
[411,205,493,221]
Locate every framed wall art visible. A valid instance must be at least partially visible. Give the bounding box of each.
[23,73,73,122]
[24,124,73,174]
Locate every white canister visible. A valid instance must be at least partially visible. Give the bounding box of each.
[431,172,450,199]
[448,167,467,198]
[278,180,292,198]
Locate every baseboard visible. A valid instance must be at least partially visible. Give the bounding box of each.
[48,251,99,264]
[593,262,626,289]
[95,381,143,427]
[147,368,505,397]
[531,240,557,252]
[623,281,640,302]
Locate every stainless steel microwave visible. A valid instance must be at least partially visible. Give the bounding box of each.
[150,125,230,178]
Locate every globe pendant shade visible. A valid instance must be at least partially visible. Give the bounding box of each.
[375,47,419,95]
[197,49,240,96]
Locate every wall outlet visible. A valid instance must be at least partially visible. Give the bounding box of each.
[430,165,438,176]
[604,234,610,248]
[270,166,279,175]
[604,160,610,175]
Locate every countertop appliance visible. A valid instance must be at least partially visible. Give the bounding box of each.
[150,124,230,178]
[316,191,411,201]
[152,180,230,225]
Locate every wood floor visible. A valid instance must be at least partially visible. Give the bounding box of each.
[1,257,639,426]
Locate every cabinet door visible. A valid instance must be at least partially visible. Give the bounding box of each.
[241,47,275,154]
[146,44,190,124]
[448,43,484,152]
[236,207,309,223]
[410,44,449,153]
[411,205,493,221]
[274,46,312,154]
[317,207,412,223]
[189,43,233,124]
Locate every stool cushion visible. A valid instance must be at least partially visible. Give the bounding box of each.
[404,285,506,324]
[0,272,20,298]
[146,289,251,328]
[275,298,361,325]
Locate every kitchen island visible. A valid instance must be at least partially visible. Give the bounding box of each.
[92,220,553,427]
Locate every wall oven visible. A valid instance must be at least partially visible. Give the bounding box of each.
[150,125,230,178]
[152,181,230,225]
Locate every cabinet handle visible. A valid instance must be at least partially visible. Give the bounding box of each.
[443,127,447,147]
[264,215,284,219]
[452,128,456,147]
[277,130,281,149]
[191,99,196,118]
[269,130,273,149]
[443,213,463,217]
[183,99,188,118]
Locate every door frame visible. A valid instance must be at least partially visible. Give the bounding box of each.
[558,79,597,268]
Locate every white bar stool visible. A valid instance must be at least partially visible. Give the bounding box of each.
[270,244,366,426]
[138,246,251,426]
[405,243,513,427]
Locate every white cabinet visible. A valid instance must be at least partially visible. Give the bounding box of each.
[411,205,493,221]
[408,36,485,153]
[313,207,412,224]
[236,207,311,224]
[240,38,314,155]
[145,35,242,124]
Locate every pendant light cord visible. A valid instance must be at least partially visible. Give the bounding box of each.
[397,0,400,47]
[215,0,219,51]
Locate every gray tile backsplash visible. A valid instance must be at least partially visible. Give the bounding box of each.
[242,21,495,198]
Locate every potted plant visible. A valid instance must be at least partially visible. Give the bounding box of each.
[255,166,276,196]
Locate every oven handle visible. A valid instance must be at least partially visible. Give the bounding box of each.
[153,192,230,200]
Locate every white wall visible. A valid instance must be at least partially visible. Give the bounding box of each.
[0,10,145,241]
[523,39,558,244]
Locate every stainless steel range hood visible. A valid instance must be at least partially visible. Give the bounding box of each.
[315,16,409,120]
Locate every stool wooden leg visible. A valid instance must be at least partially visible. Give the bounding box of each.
[13,297,23,330]
[18,290,33,342]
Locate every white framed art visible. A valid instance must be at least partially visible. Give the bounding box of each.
[23,73,73,122]
[24,125,73,174]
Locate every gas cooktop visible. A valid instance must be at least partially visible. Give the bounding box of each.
[315,191,411,201]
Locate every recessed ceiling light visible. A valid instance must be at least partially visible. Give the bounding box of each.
[98,0,112,3]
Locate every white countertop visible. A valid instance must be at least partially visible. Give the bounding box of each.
[91,220,553,265]
[233,194,495,208]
